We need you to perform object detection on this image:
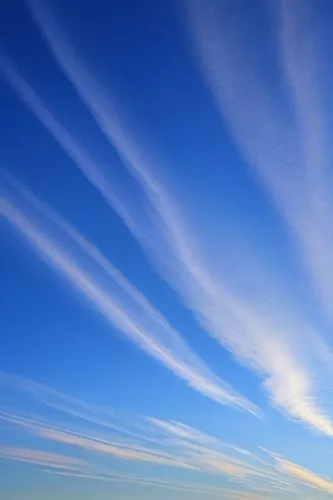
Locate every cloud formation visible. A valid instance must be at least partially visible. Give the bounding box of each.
[0,444,239,497]
[183,0,333,436]
[276,457,333,495]
[273,0,333,321]
[2,2,333,498]
[0,375,299,497]
[0,443,269,499]
[3,374,333,496]
[0,178,255,413]
[0,446,85,470]
[20,0,333,436]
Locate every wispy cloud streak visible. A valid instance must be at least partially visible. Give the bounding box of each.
[183,0,333,436]
[0,444,252,497]
[42,469,235,498]
[0,179,254,412]
[21,0,333,435]
[0,378,296,496]
[0,446,85,470]
[0,442,270,499]
[275,456,333,495]
[274,0,333,324]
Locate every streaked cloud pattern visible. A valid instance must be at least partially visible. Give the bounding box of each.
[2,0,333,499]
[0,373,329,497]
[184,0,333,436]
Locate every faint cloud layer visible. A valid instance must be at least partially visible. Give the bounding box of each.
[0,446,86,470]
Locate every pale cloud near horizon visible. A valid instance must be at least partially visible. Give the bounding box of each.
[1,374,332,497]
[43,468,236,497]
[183,0,333,436]
[275,457,333,495]
[17,0,333,437]
[0,445,246,497]
[0,444,271,499]
[0,375,304,497]
[0,446,86,470]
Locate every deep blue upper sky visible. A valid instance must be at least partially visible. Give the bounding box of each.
[2,1,333,499]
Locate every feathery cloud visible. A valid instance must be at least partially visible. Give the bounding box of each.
[0,446,85,470]
[273,0,333,322]
[275,457,333,495]
[0,180,255,413]
[182,0,333,436]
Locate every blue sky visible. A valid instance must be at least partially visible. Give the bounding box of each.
[2,0,333,498]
